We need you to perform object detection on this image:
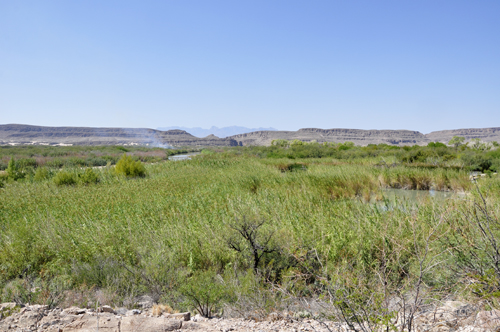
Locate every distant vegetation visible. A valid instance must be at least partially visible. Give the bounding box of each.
[224,137,500,173]
[0,145,198,170]
[1,139,500,329]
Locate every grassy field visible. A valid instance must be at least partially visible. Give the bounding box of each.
[1,146,500,325]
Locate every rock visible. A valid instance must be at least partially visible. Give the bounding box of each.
[98,305,116,314]
[62,307,86,315]
[63,313,120,331]
[476,310,500,329]
[168,312,190,321]
[135,295,155,309]
[180,321,206,330]
[114,307,127,316]
[121,316,182,332]
[191,314,205,322]
[126,309,141,316]
[266,312,283,321]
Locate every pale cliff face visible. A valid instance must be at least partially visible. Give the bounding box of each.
[425,128,500,142]
[0,124,239,147]
[1,124,499,147]
[229,128,427,146]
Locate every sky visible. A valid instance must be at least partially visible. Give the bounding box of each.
[1,1,499,133]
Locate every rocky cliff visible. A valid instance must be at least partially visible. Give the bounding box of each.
[229,128,427,146]
[230,127,500,146]
[2,124,499,147]
[426,127,500,143]
[0,124,239,147]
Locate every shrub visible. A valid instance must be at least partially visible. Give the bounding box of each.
[6,157,23,180]
[115,154,146,178]
[45,158,64,168]
[53,170,77,186]
[427,142,446,148]
[180,270,232,317]
[65,157,86,167]
[16,158,37,169]
[34,167,51,181]
[85,157,108,167]
[79,168,99,185]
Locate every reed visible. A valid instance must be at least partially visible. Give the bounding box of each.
[0,152,493,312]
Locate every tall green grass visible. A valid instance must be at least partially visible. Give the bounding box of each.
[0,153,496,311]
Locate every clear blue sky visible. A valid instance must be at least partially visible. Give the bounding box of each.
[1,1,499,133]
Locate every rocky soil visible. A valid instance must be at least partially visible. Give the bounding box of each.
[1,301,499,332]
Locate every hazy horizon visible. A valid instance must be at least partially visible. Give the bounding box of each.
[3,122,500,136]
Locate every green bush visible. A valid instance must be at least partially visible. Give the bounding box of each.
[16,158,37,169]
[65,157,86,167]
[79,168,99,185]
[53,170,77,186]
[427,142,446,148]
[6,157,24,180]
[85,157,107,167]
[34,167,52,181]
[180,270,233,317]
[115,154,146,178]
[45,158,64,168]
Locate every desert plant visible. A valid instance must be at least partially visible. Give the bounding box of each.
[115,154,146,177]
[53,170,77,186]
[444,184,500,302]
[6,157,23,180]
[79,168,99,185]
[226,217,277,272]
[180,270,232,317]
[449,136,465,148]
[34,167,51,181]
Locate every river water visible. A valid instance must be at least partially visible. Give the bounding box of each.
[168,152,200,161]
[373,188,467,211]
[381,188,459,202]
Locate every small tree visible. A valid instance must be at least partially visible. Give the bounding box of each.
[115,154,146,177]
[448,136,465,148]
[180,270,231,317]
[271,139,289,148]
[34,167,51,181]
[79,168,99,184]
[53,170,77,186]
[6,157,22,180]
[226,217,276,272]
[290,139,304,147]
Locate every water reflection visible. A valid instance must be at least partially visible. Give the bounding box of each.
[168,153,200,161]
[383,188,456,201]
[373,188,466,212]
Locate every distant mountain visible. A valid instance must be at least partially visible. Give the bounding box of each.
[156,126,278,138]
[0,124,239,147]
[3,124,500,147]
[228,127,500,146]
